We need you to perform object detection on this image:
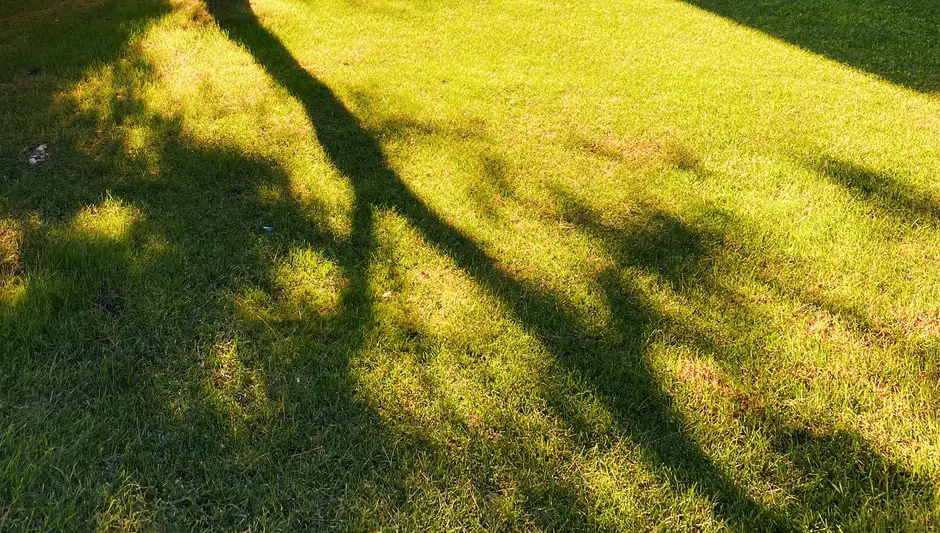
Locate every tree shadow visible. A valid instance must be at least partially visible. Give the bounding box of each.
[0,0,168,79]
[0,0,170,182]
[549,183,940,529]
[206,0,787,529]
[808,155,940,226]
[771,425,936,530]
[0,47,411,528]
[5,0,931,528]
[681,0,940,93]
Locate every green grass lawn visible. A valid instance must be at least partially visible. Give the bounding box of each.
[1,0,939,530]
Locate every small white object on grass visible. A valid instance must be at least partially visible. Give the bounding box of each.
[28,144,49,165]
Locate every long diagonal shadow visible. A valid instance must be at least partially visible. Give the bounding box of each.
[681,0,939,93]
[206,1,787,528]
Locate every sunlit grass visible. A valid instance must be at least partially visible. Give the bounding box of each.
[1,0,939,529]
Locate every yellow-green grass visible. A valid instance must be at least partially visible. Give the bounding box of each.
[1,0,939,530]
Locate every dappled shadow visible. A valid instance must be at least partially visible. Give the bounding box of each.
[4,0,936,528]
[0,0,170,181]
[206,0,787,528]
[0,22,407,527]
[549,183,940,529]
[682,0,940,93]
[0,0,168,78]
[0,120,408,529]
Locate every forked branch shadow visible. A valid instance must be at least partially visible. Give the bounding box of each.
[205,0,788,529]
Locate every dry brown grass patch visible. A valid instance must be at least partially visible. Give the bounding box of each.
[583,134,700,171]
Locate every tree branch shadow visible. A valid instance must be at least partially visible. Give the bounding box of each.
[808,155,940,227]
[205,0,789,528]
[550,184,940,530]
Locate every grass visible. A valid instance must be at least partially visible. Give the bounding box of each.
[1,0,939,530]
[682,0,940,93]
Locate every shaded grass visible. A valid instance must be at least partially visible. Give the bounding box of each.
[1,0,939,530]
[810,156,940,227]
[680,0,940,93]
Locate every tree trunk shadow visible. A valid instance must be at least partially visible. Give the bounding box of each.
[205,1,790,529]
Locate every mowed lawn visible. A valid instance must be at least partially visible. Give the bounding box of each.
[1,0,939,530]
